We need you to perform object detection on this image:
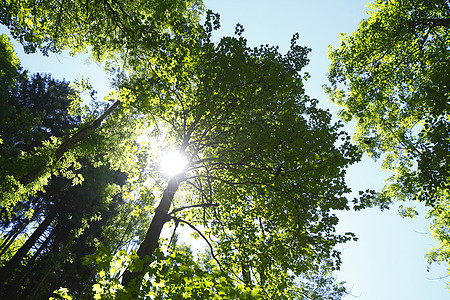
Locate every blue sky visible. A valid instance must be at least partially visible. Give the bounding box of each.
[1,1,449,298]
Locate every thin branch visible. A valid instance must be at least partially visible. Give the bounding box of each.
[414,18,450,28]
[168,218,179,248]
[170,216,247,285]
[169,203,218,215]
[170,216,222,269]
[183,180,213,203]
[183,174,269,187]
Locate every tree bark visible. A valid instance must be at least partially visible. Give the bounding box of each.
[121,174,182,293]
[19,100,121,185]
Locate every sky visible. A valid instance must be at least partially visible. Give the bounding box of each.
[1,1,449,299]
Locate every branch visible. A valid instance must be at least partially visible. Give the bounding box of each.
[183,180,213,203]
[170,216,223,270]
[19,100,121,185]
[170,216,248,285]
[169,203,218,216]
[168,218,180,248]
[414,18,450,28]
[184,174,269,187]
[426,274,450,281]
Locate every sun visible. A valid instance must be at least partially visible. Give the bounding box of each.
[160,150,188,177]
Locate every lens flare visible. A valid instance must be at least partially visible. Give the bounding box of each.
[160,151,187,177]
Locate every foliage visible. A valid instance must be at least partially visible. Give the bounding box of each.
[113,13,361,297]
[0,34,19,107]
[81,245,264,300]
[0,0,203,57]
[1,1,364,298]
[0,39,150,299]
[326,0,450,281]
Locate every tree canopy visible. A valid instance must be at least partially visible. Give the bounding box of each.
[5,0,449,298]
[108,14,362,297]
[0,5,364,296]
[0,0,202,57]
[326,0,450,280]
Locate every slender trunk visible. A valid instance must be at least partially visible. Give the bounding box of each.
[4,227,57,300]
[0,222,27,257]
[0,206,46,258]
[121,175,182,293]
[26,226,56,268]
[0,214,54,285]
[241,259,251,285]
[239,242,251,285]
[11,220,74,299]
[259,269,266,286]
[19,100,121,185]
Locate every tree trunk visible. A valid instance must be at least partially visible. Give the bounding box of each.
[121,174,182,293]
[0,222,27,258]
[241,259,251,285]
[0,214,54,286]
[3,227,57,300]
[19,100,121,185]
[25,226,56,269]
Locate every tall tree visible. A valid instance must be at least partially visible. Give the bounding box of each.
[0,36,140,214]
[326,0,450,280]
[0,37,150,298]
[114,14,361,298]
[0,0,203,210]
[1,3,364,298]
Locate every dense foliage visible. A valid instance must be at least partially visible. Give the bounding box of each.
[4,0,448,298]
[326,0,450,281]
[111,13,361,298]
[0,10,358,298]
[0,0,202,56]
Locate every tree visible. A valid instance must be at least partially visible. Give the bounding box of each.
[326,0,450,280]
[0,37,141,216]
[113,14,361,298]
[0,38,150,299]
[0,0,203,211]
[1,3,363,297]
